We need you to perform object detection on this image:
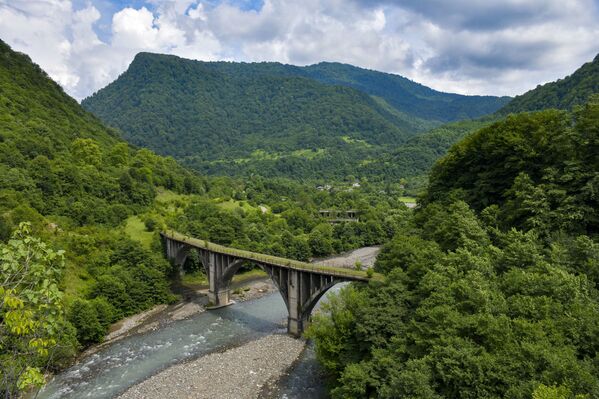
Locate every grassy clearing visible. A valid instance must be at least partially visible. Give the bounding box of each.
[232,268,268,283]
[124,216,155,249]
[216,199,257,213]
[399,196,417,203]
[63,261,93,298]
[155,188,189,203]
[341,135,372,147]
[181,271,208,285]
[291,148,326,159]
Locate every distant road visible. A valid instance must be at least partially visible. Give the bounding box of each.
[314,246,381,269]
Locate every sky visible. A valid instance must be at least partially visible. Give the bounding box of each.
[1,0,598,101]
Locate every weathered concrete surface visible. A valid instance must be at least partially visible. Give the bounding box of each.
[117,334,305,399]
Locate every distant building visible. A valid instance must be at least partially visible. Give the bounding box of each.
[318,209,360,223]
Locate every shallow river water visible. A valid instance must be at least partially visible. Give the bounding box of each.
[37,291,331,399]
[37,245,380,399]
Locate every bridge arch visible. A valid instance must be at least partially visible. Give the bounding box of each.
[161,232,375,336]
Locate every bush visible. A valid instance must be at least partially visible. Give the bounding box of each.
[144,217,158,232]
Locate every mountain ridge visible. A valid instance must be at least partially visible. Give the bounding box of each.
[81,52,508,181]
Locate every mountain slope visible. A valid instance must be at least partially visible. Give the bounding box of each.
[499,53,599,114]
[0,38,210,370]
[81,53,507,181]
[301,62,510,122]
[371,53,599,183]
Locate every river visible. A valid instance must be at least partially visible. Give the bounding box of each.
[36,246,380,399]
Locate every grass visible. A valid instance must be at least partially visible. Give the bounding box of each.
[124,216,155,249]
[63,261,93,298]
[290,148,326,159]
[232,268,267,283]
[155,188,189,203]
[399,196,417,203]
[341,135,372,147]
[216,199,257,213]
[181,270,209,285]
[163,230,383,281]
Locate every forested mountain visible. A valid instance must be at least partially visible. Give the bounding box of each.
[499,53,599,114]
[371,53,599,182]
[301,62,510,122]
[81,53,508,181]
[308,96,599,398]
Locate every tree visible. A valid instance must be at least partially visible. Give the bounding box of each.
[0,223,66,397]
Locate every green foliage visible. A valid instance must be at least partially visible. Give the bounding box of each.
[0,38,202,374]
[500,54,599,114]
[303,61,510,122]
[425,98,599,237]
[81,53,507,181]
[308,96,599,398]
[0,223,74,397]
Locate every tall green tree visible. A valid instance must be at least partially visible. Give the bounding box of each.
[0,223,70,397]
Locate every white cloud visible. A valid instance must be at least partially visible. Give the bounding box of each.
[0,0,597,100]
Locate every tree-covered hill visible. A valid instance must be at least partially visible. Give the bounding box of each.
[81,53,508,181]
[499,53,599,114]
[308,96,599,398]
[301,62,511,122]
[371,53,599,183]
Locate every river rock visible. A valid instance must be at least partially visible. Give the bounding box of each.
[117,334,305,399]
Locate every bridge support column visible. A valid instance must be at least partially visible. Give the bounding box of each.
[205,252,234,308]
[287,270,310,336]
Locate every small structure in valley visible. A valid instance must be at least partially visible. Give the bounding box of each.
[318,209,360,223]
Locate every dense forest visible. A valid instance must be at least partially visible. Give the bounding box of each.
[363,52,599,184]
[499,54,599,115]
[307,97,599,398]
[0,40,404,396]
[81,53,508,181]
[300,62,510,122]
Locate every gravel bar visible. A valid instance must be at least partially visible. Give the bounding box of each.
[118,334,305,399]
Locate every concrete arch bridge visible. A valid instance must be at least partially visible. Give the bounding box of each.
[161,231,380,336]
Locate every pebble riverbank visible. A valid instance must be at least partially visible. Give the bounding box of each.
[117,334,305,399]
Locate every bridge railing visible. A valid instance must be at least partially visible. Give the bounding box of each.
[162,231,382,281]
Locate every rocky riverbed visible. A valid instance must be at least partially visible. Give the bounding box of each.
[117,334,305,399]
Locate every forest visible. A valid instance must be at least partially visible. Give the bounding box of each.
[81,53,509,182]
[307,97,599,398]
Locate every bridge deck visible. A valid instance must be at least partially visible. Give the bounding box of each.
[162,231,381,282]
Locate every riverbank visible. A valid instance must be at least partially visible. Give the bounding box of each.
[81,276,277,357]
[118,334,305,399]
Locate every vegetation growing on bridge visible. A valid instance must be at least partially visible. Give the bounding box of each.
[163,231,382,281]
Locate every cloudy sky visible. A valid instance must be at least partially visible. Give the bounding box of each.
[1,0,598,101]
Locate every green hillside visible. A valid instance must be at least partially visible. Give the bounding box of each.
[302,62,511,122]
[81,54,508,181]
[369,53,599,183]
[82,53,412,180]
[499,53,599,114]
[308,96,599,398]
